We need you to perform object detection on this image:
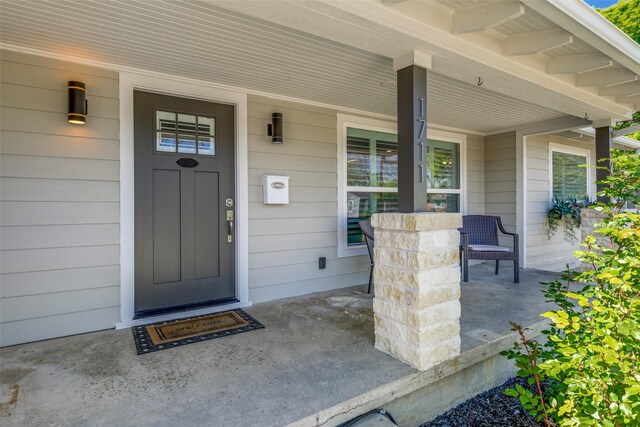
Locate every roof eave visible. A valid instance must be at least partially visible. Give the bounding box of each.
[522,0,640,76]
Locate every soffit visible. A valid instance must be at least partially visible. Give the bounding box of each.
[400,0,640,110]
[0,0,566,134]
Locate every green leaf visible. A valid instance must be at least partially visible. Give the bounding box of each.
[504,388,519,397]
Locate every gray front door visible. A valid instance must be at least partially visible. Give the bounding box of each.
[134,91,236,316]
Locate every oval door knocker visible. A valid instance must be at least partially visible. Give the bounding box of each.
[176,158,199,168]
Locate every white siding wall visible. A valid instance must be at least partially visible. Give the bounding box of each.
[0,51,120,346]
[466,134,485,215]
[485,131,517,245]
[525,134,596,271]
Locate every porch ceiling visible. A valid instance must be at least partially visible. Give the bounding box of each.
[0,0,569,134]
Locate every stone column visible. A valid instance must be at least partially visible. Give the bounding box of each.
[372,212,462,371]
[580,208,608,271]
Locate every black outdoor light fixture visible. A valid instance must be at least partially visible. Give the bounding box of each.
[267,112,283,144]
[68,81,87,124]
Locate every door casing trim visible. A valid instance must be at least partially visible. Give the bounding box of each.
[117,72,250,328]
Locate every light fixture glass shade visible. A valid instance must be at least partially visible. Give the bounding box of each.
[68,81,87,124]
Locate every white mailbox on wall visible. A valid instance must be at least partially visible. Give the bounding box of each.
[263,175,290,204]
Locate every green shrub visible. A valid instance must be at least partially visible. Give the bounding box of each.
[502,151,640,426]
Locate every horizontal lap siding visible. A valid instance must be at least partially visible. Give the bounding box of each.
[485,132,516,247]
[0,50,120,346]
[466,134,485,215]
[247,95,368,302]
[525,134,596,271]
[247,96,485,302]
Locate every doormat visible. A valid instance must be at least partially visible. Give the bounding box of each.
[132,309,264,355]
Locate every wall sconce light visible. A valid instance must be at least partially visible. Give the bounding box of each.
[267,112,283,144]
[68,81,87,124]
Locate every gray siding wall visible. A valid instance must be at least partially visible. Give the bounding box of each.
[525,134,596,271]
[247,95,369,302]
[247,94,485,302]
[484,131,517,241]
[0,51,487,343]
[466,134,485,215]
[0,51,120,346]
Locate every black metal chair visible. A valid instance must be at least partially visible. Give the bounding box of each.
[459,215,520,283]
[358,219,375,294]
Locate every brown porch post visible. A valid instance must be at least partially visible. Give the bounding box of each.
[394,51,431,212]
[595,124,613,203]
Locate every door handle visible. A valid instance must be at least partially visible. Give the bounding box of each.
[226,210,234,243]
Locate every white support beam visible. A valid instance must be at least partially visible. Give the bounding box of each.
[392,50,432,72]
[592,118,617,128]
[518,115,592,136]
[503,29,573,56]
[576,69,638,87]
[451,1,524,34]
[554,130,588,139]
[600,81,640,97]
[547,54,613,74]
[617,94,640,109]
[614,124,640,137]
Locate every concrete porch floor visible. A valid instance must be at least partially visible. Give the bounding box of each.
[0,264,561,427]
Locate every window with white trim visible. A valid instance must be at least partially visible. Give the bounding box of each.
[338,115,465,256]
[549,144,590,201]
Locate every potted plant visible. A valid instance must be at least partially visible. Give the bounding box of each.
[546,196,594,244]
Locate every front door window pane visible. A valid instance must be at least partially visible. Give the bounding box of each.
[177,113,197,134]
[197,136,216,156]
[198,116,216,136]
[155,111,217,156]
[156,132,176,152]
[347,191,398,246]
[177,134,197,154]
[156,111,176,132]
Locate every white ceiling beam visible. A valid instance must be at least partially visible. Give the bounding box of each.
[503,29,573,56]
[547,54,613,74]
[521,0,640,76]
[576,69,638,87]
[614,124,640,137]
[617,94,640,110]
[554,130,587,139]
[451,1,524,34]
[599,81,640,97]
[518,115,592,136]
[393,50,432,71]
[214,0,633,120]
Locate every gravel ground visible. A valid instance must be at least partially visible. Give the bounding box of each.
[421,378,543,427]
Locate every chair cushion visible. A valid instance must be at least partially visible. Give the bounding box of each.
[468,244,511,252]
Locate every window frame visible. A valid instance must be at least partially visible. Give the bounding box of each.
[548,142,592,204]
[337,113,467,258]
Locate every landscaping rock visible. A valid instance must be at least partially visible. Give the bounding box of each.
[421,378,542,427]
